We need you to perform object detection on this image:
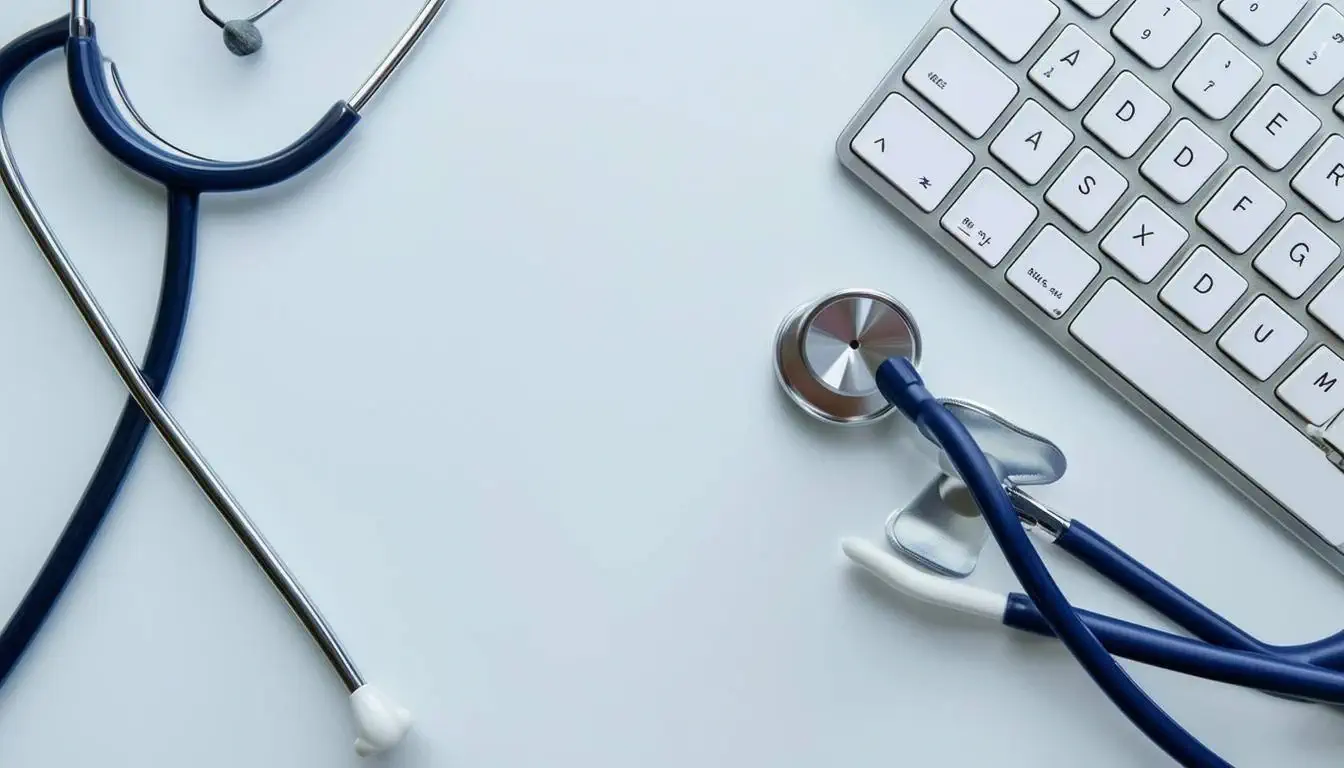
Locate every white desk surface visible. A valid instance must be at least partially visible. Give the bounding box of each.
[0,1,1342,765]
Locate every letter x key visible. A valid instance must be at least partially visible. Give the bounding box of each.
[1099,197,1190,283]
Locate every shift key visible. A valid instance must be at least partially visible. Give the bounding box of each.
[904,28,1019,139]
[1007,225,1100,318]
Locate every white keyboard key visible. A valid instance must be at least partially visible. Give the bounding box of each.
[1083,71,1170,158]
[1112,0,1202,69]
[851,94,974,212]
[1072,280,1344,544]
[1159,246,1248,332]
[1141,119,1227,204]
[1069,0,1119,17]
[1046,148,1128,231]
[940,169,1039,267]
[1174,34,1263,121]
[1292,135,1344,222]
[990,100,1075,185]
[1280,5,1344,96]
[1029,24,1116,110]
[1308,270,1344,340]
[1254,214,1339,298]
[1218,296,1308,381]
[1197,168,1286,254]
[953,0,1060,63]
[1007,226,1100,318]
[1100,196,1188,282]
[1232,85,1320,172]
[1278,347,1344,425]
[904,29,1019,139]
[1220,0,1308,45]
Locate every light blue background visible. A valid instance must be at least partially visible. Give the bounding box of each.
[0,0,1340,765]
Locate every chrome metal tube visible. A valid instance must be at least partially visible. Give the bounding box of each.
[1008,485,1072,540]
[0,122,364,695]
[349,0,448,113]
[71,1,92,36]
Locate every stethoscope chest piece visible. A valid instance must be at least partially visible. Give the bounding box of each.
[888,400,1067,577]
[773,289,922,425]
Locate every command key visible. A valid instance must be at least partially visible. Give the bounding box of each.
[1006,225,1100,318]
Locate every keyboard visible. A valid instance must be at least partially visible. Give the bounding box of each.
[836,0,1344,572]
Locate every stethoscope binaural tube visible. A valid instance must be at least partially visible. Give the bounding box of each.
[66,34,359,192]
[873,358,1229,768]
[66,0,447,191]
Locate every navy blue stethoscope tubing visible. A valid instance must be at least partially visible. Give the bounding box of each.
[1003,596,1344,706]
[1054,520,1344,668]
[66,22,359,193]
[0,14,356,696]
[0,18,199,694]
[996,520,1344,705]
[992,508,1344,703]
[876,357,1231,767]
[0,192,197,693]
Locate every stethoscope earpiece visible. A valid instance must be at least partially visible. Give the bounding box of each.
[199,0,285,56]
[773,288,922,425]
[221,19,264,56]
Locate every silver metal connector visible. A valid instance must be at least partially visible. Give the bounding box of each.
[1008,485,1071,540]
[71,0,93,36]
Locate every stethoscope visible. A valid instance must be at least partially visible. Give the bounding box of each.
[0,1,446,756]
[776,289,1344,767]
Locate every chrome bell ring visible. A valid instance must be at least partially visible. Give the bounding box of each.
[773,288,923,425]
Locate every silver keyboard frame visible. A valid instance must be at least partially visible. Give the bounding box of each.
[836,0,1344,574]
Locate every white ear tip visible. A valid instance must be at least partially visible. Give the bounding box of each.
[839,536,1008,620]
[350,684,413,757]
[840,536,881,564]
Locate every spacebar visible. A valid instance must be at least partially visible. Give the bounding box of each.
[1070,280,1344,545]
